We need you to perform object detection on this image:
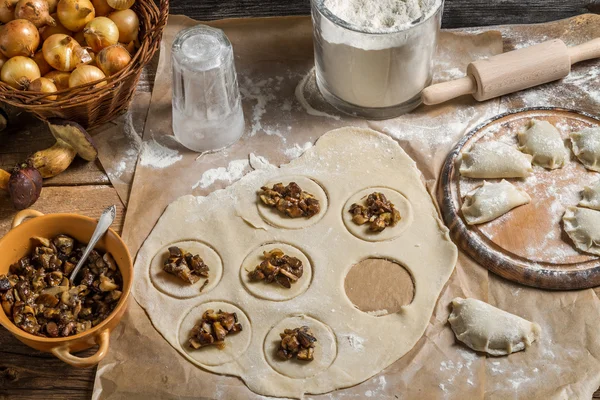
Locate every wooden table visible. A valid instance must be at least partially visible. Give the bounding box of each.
[1,2,599,399]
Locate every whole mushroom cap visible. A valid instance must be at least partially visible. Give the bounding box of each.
[47,118,98,161]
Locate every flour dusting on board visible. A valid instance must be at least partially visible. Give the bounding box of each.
[139,139,183,169]
[192,159,250,190]
[284,141,314,159]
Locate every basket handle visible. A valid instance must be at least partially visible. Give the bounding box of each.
[12,209,44,229]
[51,329,110,368]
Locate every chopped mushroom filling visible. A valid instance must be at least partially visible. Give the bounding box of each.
[188,309,243,350]
[349,192,402,232]
[259,182,321,218]
[248,249,303,289]
[0,235,123,338]
[277,326,317,361]
[163,247,209,284]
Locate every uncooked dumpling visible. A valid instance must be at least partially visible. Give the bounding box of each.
[461,180,531,225]
[579,180,600,211]
[563,206,600,255]
[458,141,533,178]
[448,297,541,356]
[518,119,568,169]
[570,127,600,172]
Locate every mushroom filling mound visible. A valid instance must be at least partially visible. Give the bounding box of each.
[0,235,123,338]
[349,192,402,232]
[188,309,243,350]
[248,249,303,289]
[259,182,321,218]
[163,246,209,284]
[277,326,317,361]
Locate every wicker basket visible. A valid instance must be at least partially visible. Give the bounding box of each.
[0,0,169,128]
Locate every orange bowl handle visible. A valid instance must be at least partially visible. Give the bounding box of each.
[11,209,45,229]
[51,329,110,368]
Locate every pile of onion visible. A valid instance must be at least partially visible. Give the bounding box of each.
[0,0,140,97]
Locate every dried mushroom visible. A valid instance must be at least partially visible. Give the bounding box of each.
[348,192,401,232]
[277,326,317,361]
[248,249,303,289]
[162,247,209,284]
[0,234,123,338]
[259,182,320,219]
[188,309,243,350]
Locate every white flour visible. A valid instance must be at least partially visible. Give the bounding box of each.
[284,141,314,159]
[192,159,250,190]
[324,0,423,33]
[139,139,182,169]
[295,70,341,120]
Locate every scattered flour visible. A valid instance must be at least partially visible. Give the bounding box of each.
[239,76,286,138]
[249,153,275,170]
[284,141,314,159]
[366,309,388,317]
[345,334,365,351]
[139,139,182,169]
[192,159,250,190]
[295,69,341,121]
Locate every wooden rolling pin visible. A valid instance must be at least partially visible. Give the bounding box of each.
[422,38,600,105]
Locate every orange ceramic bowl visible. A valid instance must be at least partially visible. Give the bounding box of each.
[0,209,133,367]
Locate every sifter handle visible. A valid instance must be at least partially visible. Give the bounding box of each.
[568,37,600,65]
[421,76,477,106]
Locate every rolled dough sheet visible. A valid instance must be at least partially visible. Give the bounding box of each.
[133,127,458,398]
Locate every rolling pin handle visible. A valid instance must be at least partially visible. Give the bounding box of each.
[568,37,600,65]
[421,75,477,106]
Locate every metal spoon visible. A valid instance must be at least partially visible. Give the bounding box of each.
[69,205,117,284]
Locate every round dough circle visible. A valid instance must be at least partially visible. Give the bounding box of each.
[342,188,413,242]
[179,301,251,366]
[150,241,223,299]
[257,176,328,229]
[240,243,312,301]
[264,315,337,379]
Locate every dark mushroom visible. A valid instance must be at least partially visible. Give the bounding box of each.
[0,163,43,210]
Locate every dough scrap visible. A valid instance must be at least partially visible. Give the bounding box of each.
[518,119,568,169]
[133,127,458,398]
[579,180,600,211]
[461,180,531,225]
[458,141,533,178]
[570,127,600,172]
[448,297,541,356]
[563,206,600,256]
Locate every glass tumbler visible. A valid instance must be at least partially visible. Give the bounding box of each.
[172,25,245,152]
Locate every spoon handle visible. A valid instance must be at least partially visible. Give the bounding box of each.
[69,205,117,284]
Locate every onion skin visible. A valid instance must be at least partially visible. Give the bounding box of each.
[84,17,119,52]
[0,0,18,23]
[96,44,130,76]
[1,56,40,89]
[106,0,133,11]
[0,53,8,71]
[40,14,72,40]
[28,77,57,100]
[68,64,106,88]
[33,50,52,76]
[42,33,91,71]
[15,0,56,28]
[0,19,40,58]
[91,0,112,16]
[57,0,95,32]
[108,9,138,44]
[6,164,43,210]
[46,0,57,12]
[44,70,70,90]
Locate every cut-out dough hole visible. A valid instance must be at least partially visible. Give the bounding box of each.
[264,315,337,379]
[179,301,251,366]
[257,176,328,229]
[240,243,312,301]
[342,187,413,242]
[149,241,223,299]
[344,258,415,316]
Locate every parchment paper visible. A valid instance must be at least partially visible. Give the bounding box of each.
[93,15,600,400]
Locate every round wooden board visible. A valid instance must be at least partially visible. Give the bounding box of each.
[439,107,600,290]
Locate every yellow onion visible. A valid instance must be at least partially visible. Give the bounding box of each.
[1,56,40,88]
[40,14,72,40]
[68,64,106,88]
[46,0,58,12]
[28,77,57,99]
[42,33,92,71]
[0,0,17,23]
[96,44,130,76]
[84,17,119,52]
[108,9,138,44]
[73,29,86,46]
[44,70,70,89]
[0,19,40,58]
[15,0,56,28]
[91,0,112,16]
[106,0,133,10]
[33,50,52,75]
[57,0,95,32]
[0,53,7,70]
